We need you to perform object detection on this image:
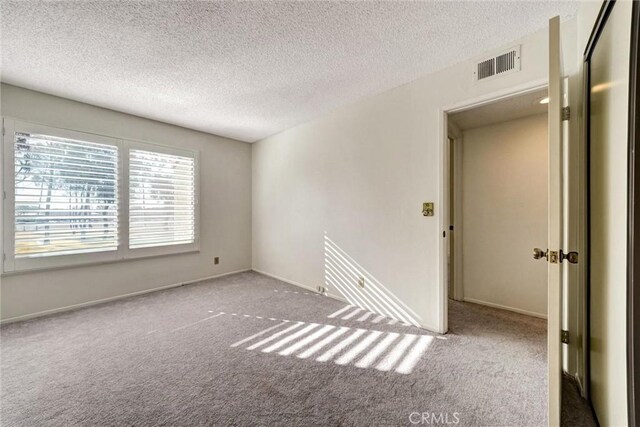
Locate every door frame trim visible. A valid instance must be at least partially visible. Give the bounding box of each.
[627,1,640,425]
[437,80,548,333]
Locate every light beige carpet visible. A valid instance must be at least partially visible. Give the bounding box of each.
[0,271,594,426]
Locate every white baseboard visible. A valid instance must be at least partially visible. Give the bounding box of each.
[251,268,441,332]
[251,268,347,302]
[463,297,547,319]
[1,268,251,325]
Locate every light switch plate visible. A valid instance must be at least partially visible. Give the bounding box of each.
[422,202,434,216]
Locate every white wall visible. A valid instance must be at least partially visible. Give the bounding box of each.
[586,1,632,425]
[460,114,548,318]
[0,84,252,321]
[252,21,577,332]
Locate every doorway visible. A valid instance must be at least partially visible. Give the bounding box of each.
[446,88,549,319]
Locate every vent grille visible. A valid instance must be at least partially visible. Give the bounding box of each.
[477,58,495,80]
[474,46,521,82]
[496,50,516,74]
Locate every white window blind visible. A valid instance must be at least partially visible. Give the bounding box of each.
[14,132,119,258]
[129,149,195,249]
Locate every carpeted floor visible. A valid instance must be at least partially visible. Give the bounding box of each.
[562,374,597,427]
[0,271,594,426]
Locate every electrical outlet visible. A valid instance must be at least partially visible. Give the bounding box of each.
[214,257,220,265]
[358,277,365,288]
[317,286,326,294]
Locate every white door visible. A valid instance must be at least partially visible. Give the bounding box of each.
[547,15,567,427]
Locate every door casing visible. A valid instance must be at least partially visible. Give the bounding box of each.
[438,80,548,334]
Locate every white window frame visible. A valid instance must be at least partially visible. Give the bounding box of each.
[1,118,200,274]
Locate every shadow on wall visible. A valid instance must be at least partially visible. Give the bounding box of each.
[324,233,422,327]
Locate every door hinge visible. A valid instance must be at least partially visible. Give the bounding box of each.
[561,106,570,121]
[561,330,570,344]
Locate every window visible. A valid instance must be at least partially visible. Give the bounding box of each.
[2,120,199,273]
[14,131,119,258]
[129,149,195,249]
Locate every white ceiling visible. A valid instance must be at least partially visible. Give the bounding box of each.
[449,88,549,131]
[0,1,578,143]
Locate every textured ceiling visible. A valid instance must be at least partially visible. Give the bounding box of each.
[449,88,548,131]
[0,1,578,142]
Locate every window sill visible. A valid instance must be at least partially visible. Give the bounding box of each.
[1,246,200,277]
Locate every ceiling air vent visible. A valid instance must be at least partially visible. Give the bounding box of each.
[473,46,521,82]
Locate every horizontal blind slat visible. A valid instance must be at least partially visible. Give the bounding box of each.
[17,158,118,173]
[128,172,194,183]
[128,202,194,207]
[128,221,194,227]
[15,165,117,179]
[129,164,194,174]
[16,197,118,203]
[128,227,194,235]
[15,146,118,164]
[16,221,118,229]
[16,234,117,243]
[130,239,192,246]
[130,189,193,195]
[16,229,117,238]
[130,150,194,163]
[15,173,117,183]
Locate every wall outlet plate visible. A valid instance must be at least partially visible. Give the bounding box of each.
[358,277,365,288]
